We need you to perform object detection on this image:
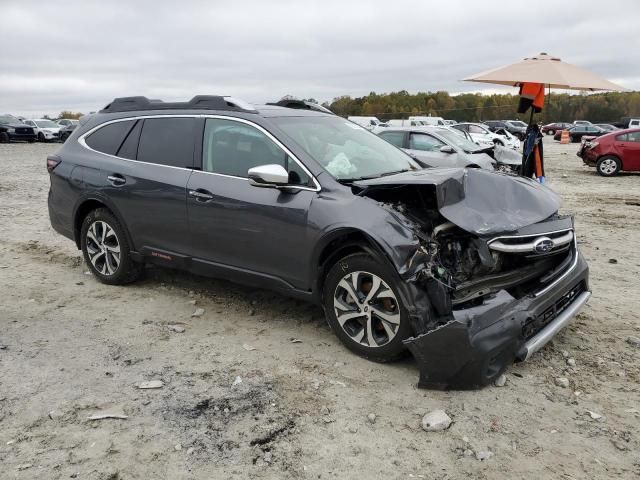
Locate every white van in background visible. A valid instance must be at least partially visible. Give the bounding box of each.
[347,116,385,130]
[409,116,446,126]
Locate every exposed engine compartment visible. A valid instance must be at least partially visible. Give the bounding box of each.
[359,183,575,319]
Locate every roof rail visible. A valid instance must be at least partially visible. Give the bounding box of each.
[99,95,257,114]
[267,99,334,114]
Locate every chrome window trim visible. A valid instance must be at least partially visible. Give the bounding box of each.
[77,114,321,192]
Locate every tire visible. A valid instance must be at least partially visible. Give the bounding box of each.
[322,253,413,362]
[0,132,9,143]
[596,156,621,177]
[37,132,45,142]
[80,208,143,285]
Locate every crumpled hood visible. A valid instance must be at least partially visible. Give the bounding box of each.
[354,168,561,235]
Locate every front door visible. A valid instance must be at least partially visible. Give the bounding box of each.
[186,117,317,290]
[617,131,640,170]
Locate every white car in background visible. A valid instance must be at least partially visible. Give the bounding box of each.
[23,118,61,142]
[451,122,520,150]
[347,116,388,130]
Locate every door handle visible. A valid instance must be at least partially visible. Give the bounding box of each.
[107,174,126,186]
[188,189,214,201]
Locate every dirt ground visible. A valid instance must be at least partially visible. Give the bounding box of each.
[1,139,639,480]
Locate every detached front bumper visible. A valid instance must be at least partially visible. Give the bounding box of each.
[404,250,590,390]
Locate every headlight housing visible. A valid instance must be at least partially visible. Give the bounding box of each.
[7,127,15,133]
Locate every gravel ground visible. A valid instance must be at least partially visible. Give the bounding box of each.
[0,140,639,479]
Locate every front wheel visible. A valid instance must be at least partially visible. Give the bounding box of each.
[37,132,45,142]
[596,156,621,177]
[322,253,413,362]
[81,208,143,285]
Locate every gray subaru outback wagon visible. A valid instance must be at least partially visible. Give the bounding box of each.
[48,96,590,388]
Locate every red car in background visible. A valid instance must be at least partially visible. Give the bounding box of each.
[578,128,640,176]
[541,122,572,135]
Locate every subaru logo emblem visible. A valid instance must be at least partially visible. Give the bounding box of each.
[533,237,554,254]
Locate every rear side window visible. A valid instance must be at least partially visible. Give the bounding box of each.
[137,118,196,168]
[379,131,405,148]
[85,120,135,155]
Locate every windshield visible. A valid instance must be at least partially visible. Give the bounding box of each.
[272,116,419,180]
[508,121,527,128]
[433,129,481,152]
[34,120,59,128]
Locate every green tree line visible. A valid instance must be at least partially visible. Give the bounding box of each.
[326,90,640,124]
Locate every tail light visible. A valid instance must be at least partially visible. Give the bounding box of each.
[46,154,61,172]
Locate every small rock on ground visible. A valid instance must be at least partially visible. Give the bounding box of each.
[476,450,494,461]
[367,413,376,424]
[191,308,205,317]
[167,325,185,333]
[421,410,452,432]
[554,377,570,388]
[494,374,507,387]
[626,336,640,348]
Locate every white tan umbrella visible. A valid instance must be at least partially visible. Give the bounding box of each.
[464,53,626,91]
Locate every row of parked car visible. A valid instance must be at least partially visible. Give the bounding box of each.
[0,114,78,143]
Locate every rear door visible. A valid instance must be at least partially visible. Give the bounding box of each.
[82,116,195,259]
[186,117,317,289]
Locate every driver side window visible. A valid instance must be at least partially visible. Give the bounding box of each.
[409,133,445,152]
[202,118,311,186]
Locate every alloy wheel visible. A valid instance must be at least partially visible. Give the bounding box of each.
[86,220,121,275]
[599,158,618,175]
[333,270,401,348]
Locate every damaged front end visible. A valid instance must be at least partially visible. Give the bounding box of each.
[355,168,591,389]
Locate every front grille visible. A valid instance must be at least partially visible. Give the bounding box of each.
[16,127,33,134]
[522,282,584,340]
[488,229,573,256]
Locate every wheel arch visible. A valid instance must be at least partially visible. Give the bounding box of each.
[72,195,134,251]
[311,228,397,304]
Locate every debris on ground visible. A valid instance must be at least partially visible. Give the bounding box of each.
[289,338,302,344]
[191,308,205,317]
[475,450,494,461]
[554,377,570,388]
[421,410,452,432]
[367,413,376,424]
[626,336,640,348]
[87,405,128,420]
[137,380,164,389]
[586,410,603,420]
[167,325,186,333]
[232,376,243,387]
[242,344,256,351]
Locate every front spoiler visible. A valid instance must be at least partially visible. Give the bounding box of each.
[403,251,590,390]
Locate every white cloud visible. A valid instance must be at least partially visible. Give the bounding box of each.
[1,0,638,116]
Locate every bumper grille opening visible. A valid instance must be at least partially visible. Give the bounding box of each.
[522,282,585,340]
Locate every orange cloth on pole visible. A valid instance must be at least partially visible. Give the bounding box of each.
[518,82,545,113]
[534,144,543,178]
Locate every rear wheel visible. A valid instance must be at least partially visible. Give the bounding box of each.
[37,132,45,142]
[322,253,413,362]
[596,156,620,177]
[0,132,9,143]
[81,208,143,285]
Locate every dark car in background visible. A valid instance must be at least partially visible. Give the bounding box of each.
[483,120,527,139]
[0,114,37,143]
[578,128,640,176]
[541,122,572,135]
[554,125,606,143]
[58,123,77,142]
[47,95,590,389]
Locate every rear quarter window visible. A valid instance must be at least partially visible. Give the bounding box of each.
[85,120,135,155]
